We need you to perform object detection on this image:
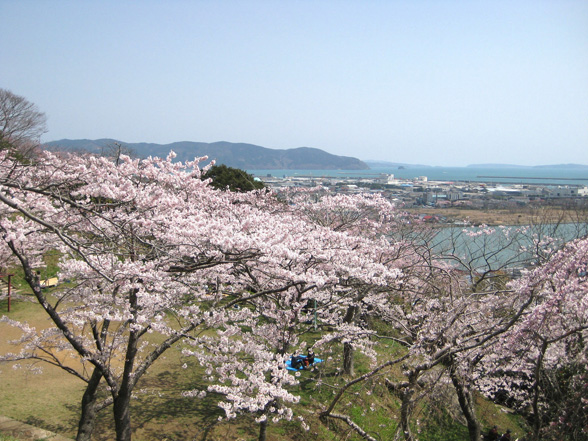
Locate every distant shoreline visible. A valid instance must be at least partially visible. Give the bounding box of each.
[408,206,588,227]
[477,175,588,181]
[250,166,588,186]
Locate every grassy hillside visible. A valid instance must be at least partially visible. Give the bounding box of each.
[1,289,526,441]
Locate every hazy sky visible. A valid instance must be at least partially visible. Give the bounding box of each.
[1,1,587,166]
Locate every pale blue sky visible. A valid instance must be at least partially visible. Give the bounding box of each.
[1,1,587,166]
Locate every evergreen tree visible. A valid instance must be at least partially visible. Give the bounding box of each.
[203,164,265,192]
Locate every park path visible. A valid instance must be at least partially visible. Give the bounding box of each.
[0,416,72,441]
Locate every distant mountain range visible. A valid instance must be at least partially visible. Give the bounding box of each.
[366,160,588,169]
[44,139,370,170]
[467,163,588,169]
[43,140,587,170]
[364,160,432,168]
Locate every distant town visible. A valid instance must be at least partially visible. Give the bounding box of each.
[255,172,588,216]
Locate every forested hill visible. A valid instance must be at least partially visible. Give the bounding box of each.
[44,139,370,170]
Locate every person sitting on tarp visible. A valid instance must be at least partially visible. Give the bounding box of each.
[290,355,306,370]
[291,348,316,370]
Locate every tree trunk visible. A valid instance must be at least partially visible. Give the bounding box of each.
[532,340,548,439]
[113,321,138,440]
[258,419,268,441]
[76,367,102,441]
[342,305,359,376]
[343,342,355,376]
[113,391,132,441]
[400,387,414,441]
[449,365,481,441]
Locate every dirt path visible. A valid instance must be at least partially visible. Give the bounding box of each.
[0,416,72,441]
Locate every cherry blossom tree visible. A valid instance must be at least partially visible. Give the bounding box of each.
[0,152,406,441]
[283,189,408,375]
[180,189,409,440]
[477,237,588,440]
[0,150,279,441]
[313,214,550,441]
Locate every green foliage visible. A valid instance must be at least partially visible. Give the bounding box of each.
[0,139,12,151]
[0,139,32,164]
[539,363,588,441]
[203,164,265,192]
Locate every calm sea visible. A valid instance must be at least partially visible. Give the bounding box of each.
[248,166,588,186]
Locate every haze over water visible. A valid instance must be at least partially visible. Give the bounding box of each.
[249,166,588,186]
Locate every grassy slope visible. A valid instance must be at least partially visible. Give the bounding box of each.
[0,293,86,432]
[1,295,526,441]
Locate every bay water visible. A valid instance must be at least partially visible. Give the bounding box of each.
[249,166,588,186]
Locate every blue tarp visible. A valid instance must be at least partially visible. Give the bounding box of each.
[286,356,323,371]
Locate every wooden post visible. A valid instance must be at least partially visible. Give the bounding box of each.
[1,274,14,312]
[7,274,12,312]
